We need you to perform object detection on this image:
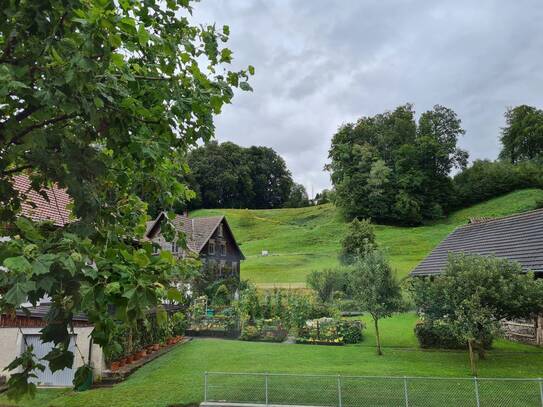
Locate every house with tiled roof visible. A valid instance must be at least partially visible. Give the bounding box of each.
[11,175,72,227]
[411,208,543,345]
[145,211,244,281]
[1,175,104,386]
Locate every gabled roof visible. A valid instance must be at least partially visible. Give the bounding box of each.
[411,208,543,276]
[11,175,72,227]
[145,212,245,259]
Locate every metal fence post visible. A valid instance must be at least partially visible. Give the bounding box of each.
[204,371,208,402]
[337,375,342,407]
[539,378,543,407]
[474,377,480,407]
[265,372,269,406]
[403,376,409,407]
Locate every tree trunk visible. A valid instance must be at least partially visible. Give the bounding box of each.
[477,342,486,360]
[468,339,477,376]
[374,318,383,356]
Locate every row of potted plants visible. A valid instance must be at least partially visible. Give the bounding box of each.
[109,335,184,371]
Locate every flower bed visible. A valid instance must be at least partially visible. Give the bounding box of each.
[240,319,288,343]
[296,337,344,346]
[296,318,363,346]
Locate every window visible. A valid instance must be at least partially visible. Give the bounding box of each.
[218,224,223,237]
[232,261,238,275]
[171,241,178,253]
[220,243,226,256]
[218,261,225,276]
[152,245,160,255]
[208,241,215,255]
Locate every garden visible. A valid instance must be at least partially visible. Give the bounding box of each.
[2,313,542,407]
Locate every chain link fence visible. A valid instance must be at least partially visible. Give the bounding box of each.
[204,372,543,406]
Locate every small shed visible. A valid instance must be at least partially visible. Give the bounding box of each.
[411,208,543,345]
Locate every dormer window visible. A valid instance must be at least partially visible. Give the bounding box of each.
[218,224,223,237]
[208,241,215,255]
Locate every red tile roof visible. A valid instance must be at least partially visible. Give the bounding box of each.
[12,175,72,227]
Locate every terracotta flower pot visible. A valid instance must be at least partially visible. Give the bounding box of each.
[133,353,141,361]
[153,344,160,351]
[126,355,134,364]
[111,361,120,371]
[119,358,126,367]
[138,350,146,358]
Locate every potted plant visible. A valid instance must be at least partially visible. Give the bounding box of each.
[110,361,120,372]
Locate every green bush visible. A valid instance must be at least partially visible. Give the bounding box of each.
[414,321,493,349]
[171,312,188,336]
[240,325,261,341]
[337,320,363,344]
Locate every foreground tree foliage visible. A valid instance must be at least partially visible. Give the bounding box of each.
[186,141,293,210]
[327,104,468,225]
[409,254,543,375]
[0,0,252,398]
[348,250,402,355]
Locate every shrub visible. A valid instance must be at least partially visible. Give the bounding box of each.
[414,321,492,350]
[240,325,261,341]
[171,312,188,336]
[307,268,347,302]
[337,320,363,344]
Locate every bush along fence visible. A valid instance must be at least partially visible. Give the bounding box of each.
[203,372,543,407]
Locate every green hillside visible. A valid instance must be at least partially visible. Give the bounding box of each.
[192,189,543,286]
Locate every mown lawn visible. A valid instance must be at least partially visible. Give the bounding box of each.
[2,313,542,407]
[192,189,543,285]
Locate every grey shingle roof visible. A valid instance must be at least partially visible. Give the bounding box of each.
[411,208,543,276]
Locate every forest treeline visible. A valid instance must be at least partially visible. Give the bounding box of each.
[181,105,543,223]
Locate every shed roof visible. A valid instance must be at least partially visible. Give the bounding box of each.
[411,208,543,276]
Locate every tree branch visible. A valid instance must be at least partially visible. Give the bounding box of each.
[9,113,77,145]
[1,165,32,176]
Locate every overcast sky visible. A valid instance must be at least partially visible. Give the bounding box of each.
[192,1,543,196]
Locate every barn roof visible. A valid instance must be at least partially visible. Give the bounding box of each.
[411,208,543,276]
[12,175,72,227]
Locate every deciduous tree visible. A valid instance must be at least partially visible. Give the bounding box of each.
[0,0,252,397]
[348,251,402,355]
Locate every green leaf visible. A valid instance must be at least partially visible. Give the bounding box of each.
[4,280,36,305]
[137,25,150,46]
[32,254,56,276]
[15,218,43,242]
[111,53,124,69]
[239,81,253,92]
[42,347,74,373]
[4,256,32,273]
[133,250,150,267]
[248,65,255,75]
[166,287,183,302]
[61,256,76,276]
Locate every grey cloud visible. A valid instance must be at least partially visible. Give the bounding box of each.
[192,0,543,195]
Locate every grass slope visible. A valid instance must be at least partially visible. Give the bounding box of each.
[192,189,543,285]
[4,314,542,407]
